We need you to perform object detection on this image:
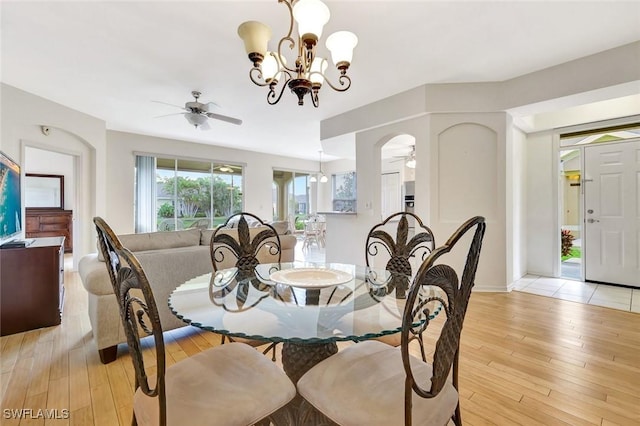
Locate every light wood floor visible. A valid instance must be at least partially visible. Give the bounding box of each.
[1,258,639,425]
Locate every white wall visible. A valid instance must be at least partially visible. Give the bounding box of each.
[0,84,319,264]
[319,42,640,290]
[429,113,508,291]
[322,42,640,140]
[323,115,430,265]
[323,112,512,291]
[1,84,108,266]
[526,131,557,276]
[510,127,528,282]
[106,131,318,234]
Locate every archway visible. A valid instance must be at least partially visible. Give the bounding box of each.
[380,134,415,221]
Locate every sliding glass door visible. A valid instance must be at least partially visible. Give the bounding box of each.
[272,170,311,229]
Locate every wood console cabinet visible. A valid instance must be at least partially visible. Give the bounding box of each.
[26,208,73,253]
[0,237,65,336]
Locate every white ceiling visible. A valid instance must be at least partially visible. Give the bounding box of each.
[2,1,639,161]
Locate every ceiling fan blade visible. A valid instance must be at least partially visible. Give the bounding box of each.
[206,112,242,125]
[199,120,211,131]
[152,100,186,110]
[204,101,220,110]
[154,112,186,118]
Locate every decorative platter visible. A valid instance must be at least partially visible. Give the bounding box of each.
[269,268,353,289]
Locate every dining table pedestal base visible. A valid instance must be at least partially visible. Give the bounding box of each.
[280,341,338,425]
[281,341,338,384]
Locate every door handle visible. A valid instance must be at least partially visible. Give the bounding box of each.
[587,218,600,223]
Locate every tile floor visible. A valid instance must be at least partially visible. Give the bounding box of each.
[513,274,640,313]
[294,237,640,314]
[294,234,326,263]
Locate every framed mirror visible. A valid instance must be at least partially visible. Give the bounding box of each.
[25,173,64,209]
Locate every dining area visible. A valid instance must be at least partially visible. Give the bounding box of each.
[93,211,486,425]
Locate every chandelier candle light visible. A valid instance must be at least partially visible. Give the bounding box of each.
[237,0,358,107]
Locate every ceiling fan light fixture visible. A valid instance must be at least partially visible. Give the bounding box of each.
[319,174,328,183]
[309,175,317,183]
[185,112,207,128]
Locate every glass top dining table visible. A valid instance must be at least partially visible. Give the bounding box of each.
[168,261,440,382]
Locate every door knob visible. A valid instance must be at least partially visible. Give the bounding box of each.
[587,218,600,223]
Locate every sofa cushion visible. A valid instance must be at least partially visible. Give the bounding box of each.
[269,221,291,235]
[225,215,261,228]
[200,226,280,246]
[200,229,215,246]
[79,253,119,295]
[120,229,201,251]
[97,229,201,261]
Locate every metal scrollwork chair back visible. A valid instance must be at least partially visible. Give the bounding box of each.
[366,211,435,282]
[401,215,486,425]
[296,216,486,426]
[94,217,296,426]
[365,211,436,358]
[210,212,282,273]
[94,217,170,425]
[209,212,282,359]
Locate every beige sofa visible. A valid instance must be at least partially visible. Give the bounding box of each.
[79,226,296,363]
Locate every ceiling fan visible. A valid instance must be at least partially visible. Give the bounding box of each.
[154,91,243,130]
[214,164,241,173]
[390,145,416,168]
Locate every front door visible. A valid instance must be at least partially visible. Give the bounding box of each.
[584,140,640,287]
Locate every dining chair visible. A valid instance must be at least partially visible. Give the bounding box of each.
[365,211,435,357]
[210,212,282,359]
[302,218,325,249]
[210,212,282,273]
[297,216,486,426]
[94,217,296,426]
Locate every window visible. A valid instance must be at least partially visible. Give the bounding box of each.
[332,171,356,212]
[560,123,640,147]
[272,170,311,221]
[135,155,243,232]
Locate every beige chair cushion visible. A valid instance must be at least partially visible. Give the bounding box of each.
[297,340,458,426]
[133,342,296,426]
[372,332,402,347]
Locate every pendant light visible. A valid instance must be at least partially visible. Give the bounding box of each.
[309,150,328,183]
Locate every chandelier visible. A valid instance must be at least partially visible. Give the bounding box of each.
[237,0,358,107]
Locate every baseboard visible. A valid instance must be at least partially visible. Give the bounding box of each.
[473,283,510,293]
